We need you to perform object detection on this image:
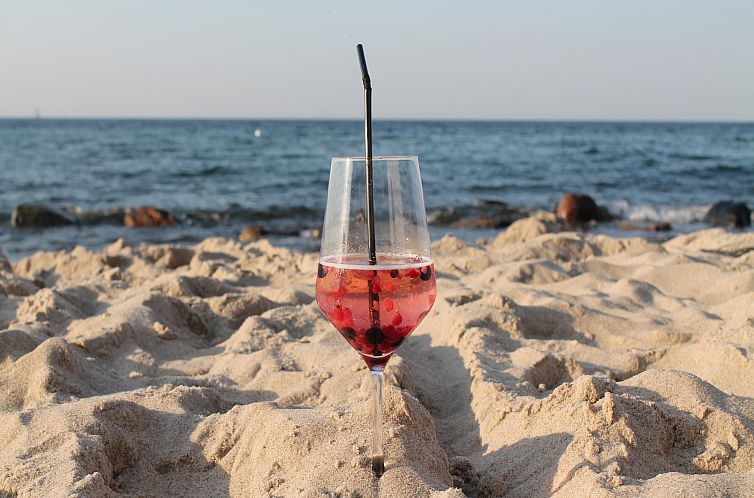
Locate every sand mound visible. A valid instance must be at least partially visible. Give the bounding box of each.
[2,220,754,496]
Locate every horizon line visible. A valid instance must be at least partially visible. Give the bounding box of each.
[1,115,753,124]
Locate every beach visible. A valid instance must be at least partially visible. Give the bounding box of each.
[1,213,753,497]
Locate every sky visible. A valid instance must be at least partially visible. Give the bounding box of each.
[1,0,753,121]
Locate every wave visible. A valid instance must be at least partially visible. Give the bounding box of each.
[433,200,717,226]
[63,206,126,225]
[608,201,710,224]
[8,198,742,237]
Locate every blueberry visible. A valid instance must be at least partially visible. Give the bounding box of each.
[420,266,432,281]
[318,264,327,278]
[366,327,385,344]
[392,337,405,348]
[340,327,356,340]
[372,349,383,357]
[390,270,399,278]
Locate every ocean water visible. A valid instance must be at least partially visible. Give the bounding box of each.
[1,119,752,259]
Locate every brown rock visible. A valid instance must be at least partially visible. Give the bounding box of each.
[556,194,604,224]
[617,221,639,231]
[239,226,266,241]
[123,207,176,228]
[645,223,672,232]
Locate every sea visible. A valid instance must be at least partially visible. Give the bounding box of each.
[1,119,752,260]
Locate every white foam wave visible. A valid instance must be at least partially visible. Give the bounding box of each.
[608,201,711,224]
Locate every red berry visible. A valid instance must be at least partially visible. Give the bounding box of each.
[333,307,345,321]
[382,324,401,342]
[408,268,421,279]
[371,279,381,293]
[378,343,394,353]
[384,298,394,312]
[392,313,403,326]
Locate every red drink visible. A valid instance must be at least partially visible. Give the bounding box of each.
[316,256,436,369]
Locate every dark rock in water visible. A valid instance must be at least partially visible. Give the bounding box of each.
[239,226,267,241]
[645,223,672,232]
[451,216,502,229]
[11,204,76,228]
[123,206,176,228]
[703,201,751,227]
[430,199,529,229]
[556,193,608,224]
[476,199,507,207]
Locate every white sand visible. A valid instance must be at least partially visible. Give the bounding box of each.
[1,213,754,497]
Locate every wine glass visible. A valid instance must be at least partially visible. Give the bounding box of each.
[316,155,436,477]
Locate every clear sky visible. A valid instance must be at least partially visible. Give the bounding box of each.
[1,0,753,121]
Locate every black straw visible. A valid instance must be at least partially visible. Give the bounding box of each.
[357,44,377,266]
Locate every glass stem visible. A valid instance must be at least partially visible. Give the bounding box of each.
[370,369,385,477]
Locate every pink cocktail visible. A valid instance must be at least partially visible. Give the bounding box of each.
[316,259,436,370]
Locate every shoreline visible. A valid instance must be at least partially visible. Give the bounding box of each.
[2,214,754,496]
[1,204,751,262]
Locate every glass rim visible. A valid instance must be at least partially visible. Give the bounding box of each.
[331,155,419,162]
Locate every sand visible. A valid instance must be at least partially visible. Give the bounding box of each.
[1,213,754,497]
